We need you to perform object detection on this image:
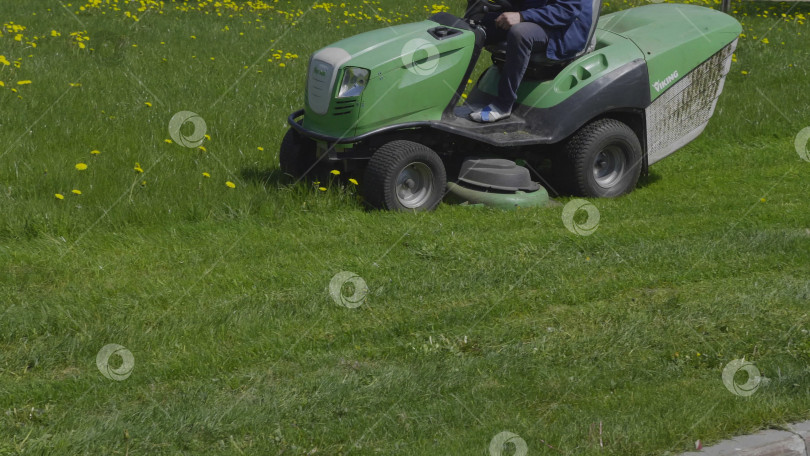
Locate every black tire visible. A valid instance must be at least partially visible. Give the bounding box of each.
[563,118,643,198]
[279,129,317,179]
[363,140,446,211]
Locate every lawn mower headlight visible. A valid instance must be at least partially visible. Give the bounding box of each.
[337,67,369,98]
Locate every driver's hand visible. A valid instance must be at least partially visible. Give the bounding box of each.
[495,12,521,30]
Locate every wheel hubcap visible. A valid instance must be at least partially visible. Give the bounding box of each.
[593,145,627,188]
[396,162,434,209]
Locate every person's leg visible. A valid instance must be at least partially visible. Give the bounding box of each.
[470,22,548,123]
[494,22,548,113]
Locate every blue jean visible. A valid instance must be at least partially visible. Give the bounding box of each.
[483,15,549,112]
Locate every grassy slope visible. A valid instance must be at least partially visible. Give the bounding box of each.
[1,0,809,454]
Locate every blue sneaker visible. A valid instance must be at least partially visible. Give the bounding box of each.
[469,104,511,123]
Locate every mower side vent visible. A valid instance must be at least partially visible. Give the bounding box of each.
[645,39,737,165]
[333,99,357,116]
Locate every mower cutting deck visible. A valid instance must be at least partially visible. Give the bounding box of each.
[282,0,741,211]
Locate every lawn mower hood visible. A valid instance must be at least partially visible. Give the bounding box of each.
[301,18,477,139]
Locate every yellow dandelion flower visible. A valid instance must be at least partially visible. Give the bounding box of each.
[319,187,327,192]
[741,70,748,75]
[761,38,769,44]
[198,145,207,152]
[0,81,4,87]
[330,170,340,176]
[760,197,766,203]
[190,35,197,39]
[51,30,61,37]
[69,82,81,87]
[144,101,152,107]
[72,189,82,195]
[17,80,32,85]
[75,163,88,171]
[226,181,236,188]
[257,146,264,151]
[279,63,286,67]
[204,134,211,140]
[202,172,211,178]
[134,162,144,173]
[90,149,100,155]
[349,178,359,185]
[164,139,172,144]
[0,56,9,66]
[54,193,65,200]
[140,180,146,187]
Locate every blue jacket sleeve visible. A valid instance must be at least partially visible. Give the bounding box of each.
[519,0,582,29]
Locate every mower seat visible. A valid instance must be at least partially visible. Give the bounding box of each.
[486,0,603,74]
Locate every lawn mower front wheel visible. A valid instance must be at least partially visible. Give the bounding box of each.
[363,140,447,211]
[564,118,643,198]
[279,128,318,179]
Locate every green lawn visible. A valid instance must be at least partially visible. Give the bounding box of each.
[1,0,809,454]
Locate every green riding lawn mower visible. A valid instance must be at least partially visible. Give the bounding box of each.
[281,0,742,211]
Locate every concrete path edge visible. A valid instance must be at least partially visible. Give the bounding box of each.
[679,420,810,456]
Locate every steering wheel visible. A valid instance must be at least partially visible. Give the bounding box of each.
[480,0,515,11]
[464,0,515,21]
